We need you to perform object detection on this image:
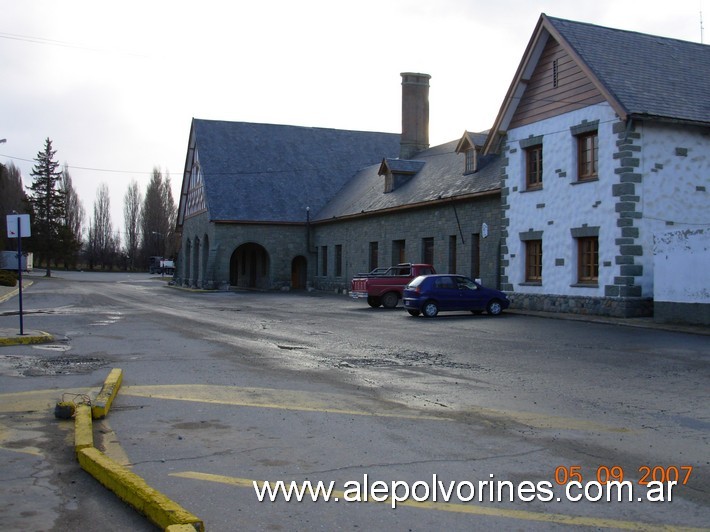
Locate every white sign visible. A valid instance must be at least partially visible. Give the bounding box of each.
[6,214,31,238]
[482,222,489,239]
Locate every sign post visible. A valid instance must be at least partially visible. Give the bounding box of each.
[6,214,31,335]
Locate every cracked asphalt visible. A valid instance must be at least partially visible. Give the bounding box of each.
[0,271,708,531]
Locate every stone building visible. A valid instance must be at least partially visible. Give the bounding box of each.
[176,73,502,296]
[176,14,709,321]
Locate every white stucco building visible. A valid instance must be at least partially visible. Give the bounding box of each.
[485,14,710,319]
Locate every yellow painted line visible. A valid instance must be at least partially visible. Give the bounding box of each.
[0,386,628,433]
[172,471,705,532]
[460,405,631,433]
[0,413,48,457]
[121,384,446,421]
[0,388,92,413]
[0,445,43,457]
[121,384,628,432]
[95,419,133,467]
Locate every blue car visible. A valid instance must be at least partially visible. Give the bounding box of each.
[402,274,510,317]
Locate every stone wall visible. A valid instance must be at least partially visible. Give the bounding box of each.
[312,194,502,292]
[510,292,653,318]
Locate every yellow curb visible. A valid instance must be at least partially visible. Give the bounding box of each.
[166,525,204,532]
[0,330,54,346]
[0,280,33,303]
[77,447,204,531]
[91,368,123,419]
[74,404,94,453]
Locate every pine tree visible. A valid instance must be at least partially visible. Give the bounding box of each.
[27,138,66,276]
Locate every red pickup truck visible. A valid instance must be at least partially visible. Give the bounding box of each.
[350,263,436,308]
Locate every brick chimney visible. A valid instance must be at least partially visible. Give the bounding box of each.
[400,72,430,159]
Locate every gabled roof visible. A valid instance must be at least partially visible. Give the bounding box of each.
[314,140,500,221]
[485,14,710,153]
[178,119,400,225]
[378,158,426,175]
[455,131,488,154]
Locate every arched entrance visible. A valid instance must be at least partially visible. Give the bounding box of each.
[230,243,270,289]
[291,255,308,289]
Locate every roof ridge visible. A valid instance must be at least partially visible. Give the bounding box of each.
[545,13,708,48]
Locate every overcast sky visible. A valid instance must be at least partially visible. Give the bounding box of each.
[1,0,705,231]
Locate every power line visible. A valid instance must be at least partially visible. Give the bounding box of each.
[0,31,146,57]
[0,153,175,177]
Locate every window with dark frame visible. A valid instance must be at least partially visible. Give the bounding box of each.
[335,244,342,277]
[321,245,328,276]
[525,239,543,282]
[448,235,457,273]
[392,239,406,265]
[577,236,599,283]
[525,144,543,190]
[577,131,598,181]
[422,237,434,265]
[465,148,476,174]
[368,241,378,272]
[470,233,480,280]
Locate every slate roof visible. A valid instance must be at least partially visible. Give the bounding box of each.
[188,119,400,223]
[314,140,500,221]
[547,15,710,125]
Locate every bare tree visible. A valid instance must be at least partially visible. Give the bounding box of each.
[88,183,118,269]
[123,180,142,271]
[59,164,85,268]
[0,162,28,251]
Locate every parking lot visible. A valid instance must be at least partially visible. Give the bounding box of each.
[0,272,708,530]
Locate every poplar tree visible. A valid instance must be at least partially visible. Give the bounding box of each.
[123,180,142,271]
[59,164,85,268]
[27,138,66,276]
[140,167,176,264]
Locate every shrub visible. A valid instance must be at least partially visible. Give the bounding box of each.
[0,270,18,287]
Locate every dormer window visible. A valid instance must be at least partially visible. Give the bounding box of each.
[456,131,486,175]
[378,158,425,193]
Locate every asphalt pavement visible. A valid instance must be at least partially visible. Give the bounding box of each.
[0,277,706,346]
[0,279,56,345]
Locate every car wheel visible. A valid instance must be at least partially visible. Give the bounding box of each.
[422,300,439,318]
[367,296,381,308]
[407,310,420,317]
[486,299,503,316]
[381,292,398,309]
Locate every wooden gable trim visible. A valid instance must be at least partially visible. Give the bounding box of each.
[542,16,629,120]
[455,131,476,154]
[484,14,629,155]
[509,38,605,129]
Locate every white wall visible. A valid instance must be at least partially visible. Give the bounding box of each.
[504,104,710,301]
[639,122,710,296]
[654,229,710,304]
[504,103,619,296]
